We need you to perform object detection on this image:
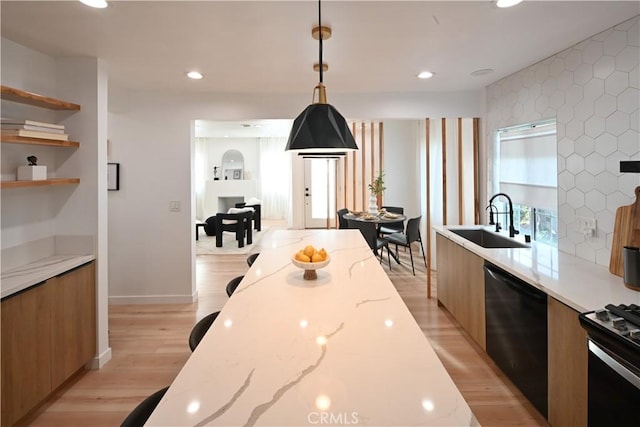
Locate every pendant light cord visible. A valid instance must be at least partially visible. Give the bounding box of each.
[318,0,323,84]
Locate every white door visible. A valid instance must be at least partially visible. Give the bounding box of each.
[303,158,337,229]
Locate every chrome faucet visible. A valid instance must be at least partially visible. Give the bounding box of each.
[488,193,519,238]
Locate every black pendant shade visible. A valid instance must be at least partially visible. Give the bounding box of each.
[285,0,357,153]
[285,103,357,152]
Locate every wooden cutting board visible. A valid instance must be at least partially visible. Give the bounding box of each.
[609,186,640,277]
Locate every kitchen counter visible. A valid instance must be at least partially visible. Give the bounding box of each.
[434,225,640,312]
[148,229,478,426]
[1,254,95,299]
[1,235,95,299]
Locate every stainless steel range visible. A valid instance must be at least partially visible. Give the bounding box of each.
[579,304,640,426]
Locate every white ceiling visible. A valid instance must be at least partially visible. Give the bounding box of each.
[1,1,638,137]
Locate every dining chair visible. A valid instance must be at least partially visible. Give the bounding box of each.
[188,311,221,352]
[379,206,405,235]
[235,202,261,231]
[347,219,392,269]
[214,210,254,248]
[226,275,245,297]
[120,386,169,427]
[336,208,349,229]
[385,215,426,275]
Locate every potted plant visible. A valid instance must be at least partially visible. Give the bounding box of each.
[368,171,386,212]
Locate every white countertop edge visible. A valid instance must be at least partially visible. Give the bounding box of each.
[434,225,640,312]
[1,254,95,299]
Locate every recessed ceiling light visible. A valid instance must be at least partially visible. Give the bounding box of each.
[187,71,203,80]
[79,0,108,8]
[471,68,494,77]
[417,71,434,79]
[496,0,523,8]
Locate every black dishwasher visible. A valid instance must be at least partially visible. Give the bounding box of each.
[484,262,548,419]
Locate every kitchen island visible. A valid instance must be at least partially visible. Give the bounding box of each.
[148,229,478,426]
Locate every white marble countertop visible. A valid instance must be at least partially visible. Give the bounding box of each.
[434,225,640,312]
[148,229,478,426]
[1,254,95,299]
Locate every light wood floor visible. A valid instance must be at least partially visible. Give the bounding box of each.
[21,227,548,426]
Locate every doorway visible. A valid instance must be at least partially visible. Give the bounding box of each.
[303,158,337,229]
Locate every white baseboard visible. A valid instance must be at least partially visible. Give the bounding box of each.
[108,290,198,305]
[86,347,112,370]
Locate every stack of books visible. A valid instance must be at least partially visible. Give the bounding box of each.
[1,118,68,141]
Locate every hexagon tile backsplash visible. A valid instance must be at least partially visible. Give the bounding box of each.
[486,15,639,267]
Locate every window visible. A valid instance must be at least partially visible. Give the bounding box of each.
[496,119,558,246]
[512,203,558,246]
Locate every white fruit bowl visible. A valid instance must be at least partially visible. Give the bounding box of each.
[291,255,331,280]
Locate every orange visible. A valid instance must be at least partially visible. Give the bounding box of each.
[295,251,311,262]
[311,252,324,262]
[303,245,316,258]
[318,248,327,261]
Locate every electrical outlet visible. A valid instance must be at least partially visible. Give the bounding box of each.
[169,201,181,212]
[578,216,596,236]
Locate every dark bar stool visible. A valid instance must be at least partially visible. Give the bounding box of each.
[226,275,245,297]
[120,386,169,427]
[188,311,221,352]
[247,253,260,267]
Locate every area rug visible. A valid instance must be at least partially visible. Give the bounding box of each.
[196,226,269,255]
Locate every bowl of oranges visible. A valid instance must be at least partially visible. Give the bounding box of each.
[292,245,330,280]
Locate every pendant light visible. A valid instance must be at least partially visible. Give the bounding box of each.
[285,0,358,153]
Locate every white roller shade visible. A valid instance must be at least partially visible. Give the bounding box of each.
[498,122,557,211]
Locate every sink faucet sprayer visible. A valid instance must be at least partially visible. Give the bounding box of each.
[487,193,519,238]
[486,203,499,228]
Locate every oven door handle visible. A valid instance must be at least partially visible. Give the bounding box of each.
[588,339,640,390]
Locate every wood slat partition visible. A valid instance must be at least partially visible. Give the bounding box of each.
[424,117,480,299]
[370,122,375,185]
[378,122,384,176]
[327,159,332,229]
[441,118,448,225]
[458,118,464,225]
[473,118,480,224]
[351,123,357,210]
[339,121,383,214]
[425,118,432,299]
[361,123,366,210]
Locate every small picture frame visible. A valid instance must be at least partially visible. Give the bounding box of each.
[233,169,241,179]
[107,163,120,191]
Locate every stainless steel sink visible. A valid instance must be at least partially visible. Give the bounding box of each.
[449,228,529,249]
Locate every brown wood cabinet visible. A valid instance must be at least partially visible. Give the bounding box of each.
[1,261,95,426]
[50,262,96,389]
[1,283,52,426]
[436,233,486,349]
[548,297,588,427]
[436,231,589,427]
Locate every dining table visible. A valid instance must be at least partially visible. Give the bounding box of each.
[146,229,477,426]
[342,211,407,263]
[342,210,406,226]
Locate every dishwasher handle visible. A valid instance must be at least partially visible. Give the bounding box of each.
[484,265,546,303]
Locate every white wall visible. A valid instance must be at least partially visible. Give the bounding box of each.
[485,16,639,266]
[1,38,59,247]
[201,137,260,181]
[107,110,196,303]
